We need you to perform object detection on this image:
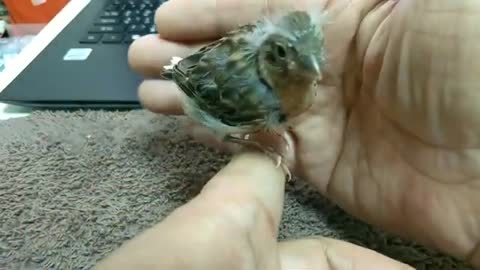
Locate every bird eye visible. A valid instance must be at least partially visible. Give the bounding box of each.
[274,44,286,58]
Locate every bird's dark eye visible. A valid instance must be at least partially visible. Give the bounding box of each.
[275,44,286,58]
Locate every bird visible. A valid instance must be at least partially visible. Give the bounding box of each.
[161,10,328,181]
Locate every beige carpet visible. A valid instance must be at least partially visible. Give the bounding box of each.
[0,109,471,269]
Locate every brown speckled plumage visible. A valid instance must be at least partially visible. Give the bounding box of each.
[161,10,327,180]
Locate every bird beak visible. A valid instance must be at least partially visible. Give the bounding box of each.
[301,55,322,77]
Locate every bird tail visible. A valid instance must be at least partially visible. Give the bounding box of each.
[160,56,183,80]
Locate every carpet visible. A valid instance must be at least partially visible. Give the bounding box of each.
[0,109,471,269]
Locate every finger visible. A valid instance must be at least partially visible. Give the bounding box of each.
[314,0,393,76]
[138,79,184,115]
[201,152,287,227]
[128,34,205,77]
[189,124,297,170]
[279,237,414,270]
[187,122,242,153]
[94,152,286,270]
[185,152,286,268]
[356,0,397,64]
[155,0,327,41]
[155,0,270,41]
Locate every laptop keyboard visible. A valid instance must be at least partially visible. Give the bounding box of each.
[79,0,166,44]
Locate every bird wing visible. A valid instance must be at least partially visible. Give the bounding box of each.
[163,23,283,130]
[160,23,256,82]
[160,24,256,90]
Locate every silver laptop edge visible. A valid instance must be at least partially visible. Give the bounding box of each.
[0,0,92,94]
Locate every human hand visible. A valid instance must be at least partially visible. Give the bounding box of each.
[126,0,480,268]
[95,152,412,270]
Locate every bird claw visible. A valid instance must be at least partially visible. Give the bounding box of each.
[224,135,293,182]
[256,147,292,182]
[274,155,282,167]
[272,132,293,182]
[283,163,293,182]
[273,153,293,182]
[269,130,290,152]
[280,132,290,152]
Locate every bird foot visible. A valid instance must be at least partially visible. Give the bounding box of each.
[273,154,292,182]
[274,130,291,153]
[255,145,292,182]
[224,135,292,182]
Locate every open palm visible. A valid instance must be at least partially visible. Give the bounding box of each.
[123,0,480,268]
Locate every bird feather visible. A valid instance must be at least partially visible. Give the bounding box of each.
[161,23,285,138]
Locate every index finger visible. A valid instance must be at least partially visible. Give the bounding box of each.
[155,0,324,41]
[94,151,287,270]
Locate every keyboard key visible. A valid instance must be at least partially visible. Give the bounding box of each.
[102,33,124,43]
[82,0,165,45]
[95,18,120,25]
[143,10,153,17]
[80,33,102,43]
[133,16,143,23]
[123,17,133,25]
[125,0,138,9]
[127,24,147,33]
[101,11,120,17]
[104,5,118,11]
[89,25,125,33]
[124,34,142,43]
[143,17,152,25]
[117,4,128,11]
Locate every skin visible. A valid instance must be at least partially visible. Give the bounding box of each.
[95,0,480,269]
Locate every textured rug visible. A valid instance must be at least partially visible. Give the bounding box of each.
[0,109,472,270]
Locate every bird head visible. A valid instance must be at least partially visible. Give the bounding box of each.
[257,11,326,81]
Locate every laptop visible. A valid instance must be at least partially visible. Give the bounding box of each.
[0,0,166,109]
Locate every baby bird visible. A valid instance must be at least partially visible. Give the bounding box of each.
[161,10,327,181]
